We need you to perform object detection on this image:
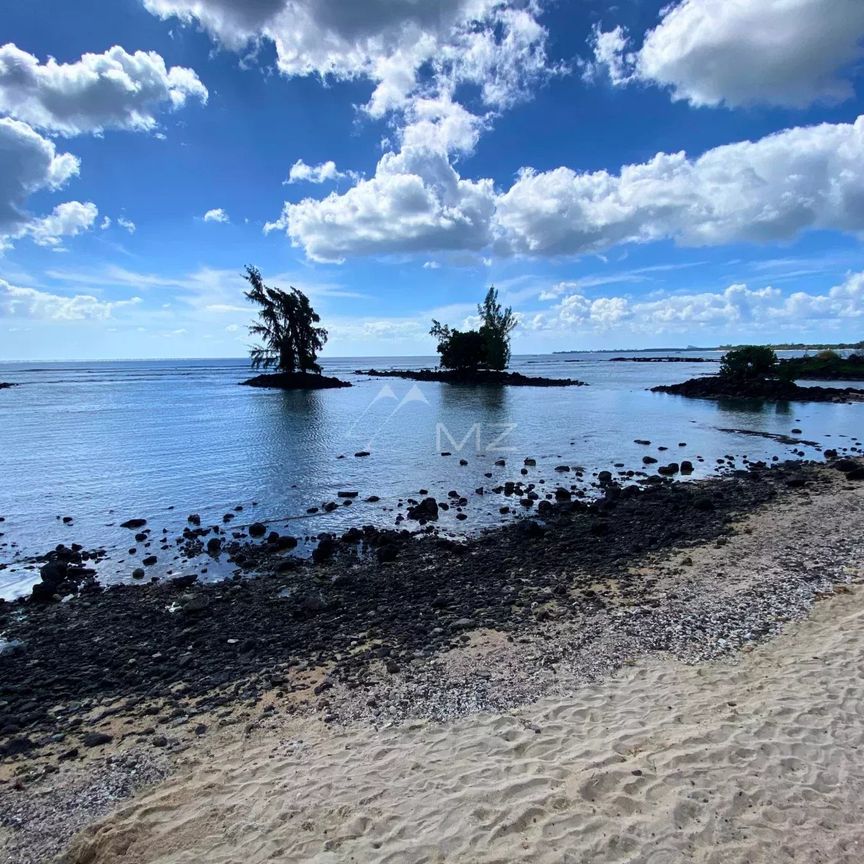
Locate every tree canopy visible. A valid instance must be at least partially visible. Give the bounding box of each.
[430,286,516,372]
[244,266,327,374]
[719,345,778,381]
[477,286,516,370]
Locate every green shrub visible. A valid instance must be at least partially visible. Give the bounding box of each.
[719,346,778,381]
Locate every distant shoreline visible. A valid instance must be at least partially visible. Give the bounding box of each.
[554,342,864,355]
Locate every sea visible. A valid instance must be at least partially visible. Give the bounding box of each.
[1,352,861,599]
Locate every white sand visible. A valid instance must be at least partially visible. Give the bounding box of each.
[64,579,864,864]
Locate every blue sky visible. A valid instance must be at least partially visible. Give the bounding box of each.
[1,0,863,360]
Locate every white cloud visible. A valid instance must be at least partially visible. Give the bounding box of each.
[496,115,864,257]
[279,116,864,262]
[0,43,208,135]
[27,201,99,248]
[285,159,356,184]
[583,25,632,86]
[143,0,556,157]
[268,145,496,262]
[0,276,141,320]
[531,271,864,335]
[142,0,554,111]
[398,96,488,156]
[588,0,864,108]
[100,216,111,230]
[203,207,229,223]
[117,216,136,233]
[147,2,561,266]
[0,117,97,251]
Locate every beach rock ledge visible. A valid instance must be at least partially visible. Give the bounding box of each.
[241,372,351,390]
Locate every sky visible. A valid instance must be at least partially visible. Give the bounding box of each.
[1,0,863,361]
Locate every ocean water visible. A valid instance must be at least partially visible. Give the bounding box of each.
[1,352,861,598]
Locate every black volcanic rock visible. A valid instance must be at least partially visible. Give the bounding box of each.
[241,372,351,390]
[652,376,864,404]
[356,368,586,387]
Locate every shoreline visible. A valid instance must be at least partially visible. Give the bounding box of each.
[1,458,862,861]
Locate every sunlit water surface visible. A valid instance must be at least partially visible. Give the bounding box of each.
[0,352,861,598]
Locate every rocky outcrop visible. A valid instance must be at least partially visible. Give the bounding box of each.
[356,369,586,387]
[652,376,864,404]
[241,372,351,390]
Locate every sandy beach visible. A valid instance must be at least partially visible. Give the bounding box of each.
[0,459,861,863]
[64,583,864,864]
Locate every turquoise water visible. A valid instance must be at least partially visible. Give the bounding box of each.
[0,352,861,598]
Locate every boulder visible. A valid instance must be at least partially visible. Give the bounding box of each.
[407,497,439,522]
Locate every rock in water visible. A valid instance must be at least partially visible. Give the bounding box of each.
[407,497,439,521]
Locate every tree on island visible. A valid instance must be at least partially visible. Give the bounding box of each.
[719,345,779,382]
[430,286,516,371]
[244,266,327,374]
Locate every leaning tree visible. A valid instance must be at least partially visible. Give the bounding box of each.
[244,265,327,374]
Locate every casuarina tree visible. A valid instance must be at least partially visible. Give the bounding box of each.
[244,266,327,373]
[477,286,516,371]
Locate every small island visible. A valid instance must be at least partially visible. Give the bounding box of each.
[359,287,585,387]
[237,266,352,390]
[652,346,864,403]
[777,350,864,381]
[243,371,350,390]
[357,367,585,386]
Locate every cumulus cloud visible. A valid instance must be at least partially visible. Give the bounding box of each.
[148,2,562,264]
[117,216,136,233]
[0,277,141,320]
[203,207,229,223]
[143,0,554,113]
[398,96,488,156]
[530,271,864,335]
[0,117,99,250]
[0,43,208,135]
[279,115,864,262]
[26,201,99,248]
[285,160,357,184]
[587,0,864,108]
[496,115,864,257]
[267,145,496,262]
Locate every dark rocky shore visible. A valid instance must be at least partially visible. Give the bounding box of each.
[241,372,351,390]
[652,375,864,403]
[2,457,862,765]
[356,368,586,386]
